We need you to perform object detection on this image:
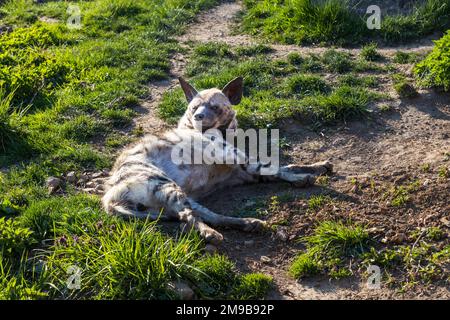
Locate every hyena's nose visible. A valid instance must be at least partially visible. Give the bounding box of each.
[194,113,204,121]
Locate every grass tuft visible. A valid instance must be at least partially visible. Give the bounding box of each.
[290,221,369,279]
[361,43,382,61]
[241,0,450,45]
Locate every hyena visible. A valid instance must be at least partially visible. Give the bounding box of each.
[102,77,332,244]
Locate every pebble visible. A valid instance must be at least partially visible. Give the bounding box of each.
[260,256,271,263]
[168,281,195,300]
[275,227,289,242]
[46,177,62,194]
[85,181,96,188]
[82,188,96,194]
[92,171,104,178]
[66,171,77,183]
[78,173,89,183]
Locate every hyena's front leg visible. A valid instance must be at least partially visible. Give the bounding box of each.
[244,160,333,187]
[188,199,266,232]
[154,182,224,245]
[277,160,333,187]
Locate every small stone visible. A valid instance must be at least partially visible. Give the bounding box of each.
[85,181,96,188]
[46,176,61,188]
[204,244,218,255]
[244,240,254,246]
[46,177,62,194]
[275,227,289,242]
[168,281,195,300]
[78,173,89,184]
[82,188,96,194]
[260,256,271,263]
[92,171,103,178]
[66,171,77,183]
[422,179,431,187]
[102,169,110,176]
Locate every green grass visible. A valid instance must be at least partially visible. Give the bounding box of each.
[284,74,330,96]
[322,49,352,73]
[240,0,450,45]
[290,221,370,279]
[392,74,418,98]
[0,194,272,299]
[307,194,331,212]
[380,0,450,43]
[438,166,449,179]
[360,43,382,62]
[362,242,450,285]
[386,180,420,207]
[337,74,378,88]
[159,43,381,128]
[415,31,450,91]
[393,51,422,64]
[241,0,364,46]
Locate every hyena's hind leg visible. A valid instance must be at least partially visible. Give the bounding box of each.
[188,200,266,232]
[103,179,223,244]
[153,182,224,245]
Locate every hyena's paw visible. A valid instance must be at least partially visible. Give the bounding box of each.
[199,224,224,245]
[309,160,333,176]
[278,168,316,188]
[241,218,266,232]
[281,160,333,176]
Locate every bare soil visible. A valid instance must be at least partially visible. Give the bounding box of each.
[131,1,449,299]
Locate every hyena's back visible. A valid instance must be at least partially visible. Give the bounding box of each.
[102,128,245,217]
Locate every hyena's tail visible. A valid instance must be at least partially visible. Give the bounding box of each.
[101,183,162,220]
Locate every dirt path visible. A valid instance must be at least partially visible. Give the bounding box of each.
[133,1,449,300]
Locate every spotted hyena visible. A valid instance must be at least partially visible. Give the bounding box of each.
[102,77,332,244]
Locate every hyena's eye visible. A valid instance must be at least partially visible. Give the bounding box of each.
[209,105,218,110]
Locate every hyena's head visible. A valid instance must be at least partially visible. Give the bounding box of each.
[178,77,243,132]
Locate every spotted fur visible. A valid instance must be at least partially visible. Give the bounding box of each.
[102,77,332,244]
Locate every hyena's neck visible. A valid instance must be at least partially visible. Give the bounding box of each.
[216,117,238,135]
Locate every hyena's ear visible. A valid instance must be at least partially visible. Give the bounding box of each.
[222,77,243,105]
[178,77,198,103]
